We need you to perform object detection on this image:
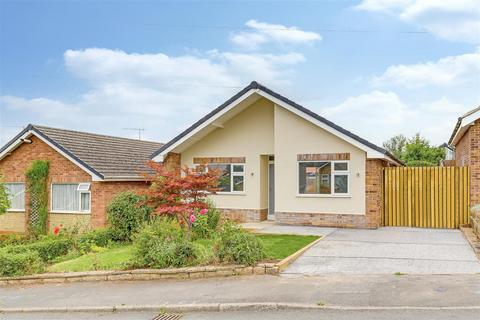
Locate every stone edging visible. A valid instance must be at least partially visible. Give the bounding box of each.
[3,303,480,314]
[0,264,278,286]
[460,226,480,261]
[0,236,322,286]
[274,236,323,272]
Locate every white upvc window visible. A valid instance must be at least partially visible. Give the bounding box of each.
[298,161,349,196]
[4,183,26,211]
[200,163,245,193]
[51,183,91,214]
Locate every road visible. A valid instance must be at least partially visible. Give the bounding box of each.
[2,309,478,320]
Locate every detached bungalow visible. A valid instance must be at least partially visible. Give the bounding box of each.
[153,82,401,228]
[0,125,162,233]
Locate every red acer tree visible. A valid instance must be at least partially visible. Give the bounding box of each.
[144,161,220,237]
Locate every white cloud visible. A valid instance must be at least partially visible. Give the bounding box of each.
[356,0,480,43]
[320,91,468,145]
[231,20,321,50]
[0,47,305,144]
[372,49,480,88]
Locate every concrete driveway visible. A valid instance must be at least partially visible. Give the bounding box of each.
[282,227,480,275]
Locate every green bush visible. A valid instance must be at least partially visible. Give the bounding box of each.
[107,192,151,242]
[0,234,30,248]
[77,228,115,252]
[0,250,44,277]
[131,219,200,269]
[25,160,50,236]
[192,205,221,240]
[5,237,74,262]
[215,222,265,266]
[0,175,9,215]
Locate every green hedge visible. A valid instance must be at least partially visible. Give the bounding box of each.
[4,237,74,262]
[78,228,115,251]
[0,234,30,248]
[0,250,44,277]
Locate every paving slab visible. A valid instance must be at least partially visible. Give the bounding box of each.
[282,227,480,275]
[241,221,336,236]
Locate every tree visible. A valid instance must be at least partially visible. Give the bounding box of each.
[144,162,220,238]
[0,175,10,215]
[383,133,445,167]
[383,134,407,160]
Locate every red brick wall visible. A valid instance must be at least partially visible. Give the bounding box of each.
[453,120,480,206]
[365,159,385,228]
[455,129,471,167]
[0,136,149,232]
[469,121,480,206]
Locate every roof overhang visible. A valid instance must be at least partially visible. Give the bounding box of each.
[152,84,401,166]
[0,126,104,181]
[450,110,480,147]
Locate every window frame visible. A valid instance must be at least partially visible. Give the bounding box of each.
[50,183,92,214]
[198,163,246,194]
[297,160,350,197]
[4,183,26,212]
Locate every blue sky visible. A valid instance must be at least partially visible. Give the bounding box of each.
[1,0,479,146]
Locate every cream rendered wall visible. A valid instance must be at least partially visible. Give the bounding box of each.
[181,98,274,210]
[274,105,366,215]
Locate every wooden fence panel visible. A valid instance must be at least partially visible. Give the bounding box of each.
[383,167,470,229]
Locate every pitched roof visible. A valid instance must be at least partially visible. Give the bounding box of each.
[449,106,480,146]
[151,81,402,165]
[0,124,163,181]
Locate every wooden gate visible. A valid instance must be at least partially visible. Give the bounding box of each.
[383,167,470,228]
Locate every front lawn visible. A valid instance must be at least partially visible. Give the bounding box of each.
[47,234,319,273]
[256,234,319,260]
[48,245,134,273]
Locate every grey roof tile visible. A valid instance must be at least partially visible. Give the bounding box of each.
[1,124,163,180]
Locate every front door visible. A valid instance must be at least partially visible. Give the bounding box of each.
[268,162,275,220]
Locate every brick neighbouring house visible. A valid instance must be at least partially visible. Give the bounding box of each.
[449,106,480,206]
[152,81,402,228]
[0,125,163,234]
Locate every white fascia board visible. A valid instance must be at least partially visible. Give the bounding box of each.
[0,131,31,160]
[152,88,257,162]
[452,111,480,146]
[0,130,104,181]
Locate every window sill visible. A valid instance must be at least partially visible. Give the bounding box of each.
[296,194,351,198]
[6,209,25,213]
[50,211,91,215]
[214,192,247,196]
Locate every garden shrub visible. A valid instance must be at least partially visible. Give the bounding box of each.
[77,228,115,252]
[192,204,221,240]
[0,250,44,277]
[25,160,50,236]
[107,192,151,242]
[0,234,29,248]
[4,237,74,262]
[0,174,9,215]
[215,222,265,266]
[131,219,200,268]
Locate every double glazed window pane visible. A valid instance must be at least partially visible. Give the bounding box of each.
[52,184,91,212]
[207,164,244,192]
[5,183,25,210]
[299,162,331,194]
[334,175,348,194]
[80,193,91,211]
[208,164,231,192]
